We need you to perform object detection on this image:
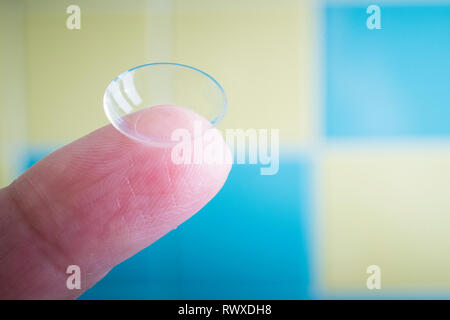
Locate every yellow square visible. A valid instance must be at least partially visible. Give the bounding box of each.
[24,0,155,143]
[321,147,450,294]
[173,0,316,146]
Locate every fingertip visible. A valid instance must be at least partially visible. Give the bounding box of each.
[3,105,231,298]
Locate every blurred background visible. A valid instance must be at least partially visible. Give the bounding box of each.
[1,0,450,299]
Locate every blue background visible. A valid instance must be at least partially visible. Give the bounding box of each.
[76,159,312,299]
[325,5,450,138]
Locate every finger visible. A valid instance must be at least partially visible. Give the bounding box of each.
[0,105,231,299]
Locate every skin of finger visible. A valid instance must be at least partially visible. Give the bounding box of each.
[0,106,231,299]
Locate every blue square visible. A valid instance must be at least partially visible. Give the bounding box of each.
[81,159,312,299]
[325,5,450,137]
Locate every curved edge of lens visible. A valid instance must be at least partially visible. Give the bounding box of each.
[103,62,228,148]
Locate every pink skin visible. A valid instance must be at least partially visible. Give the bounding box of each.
[0,105,231,299]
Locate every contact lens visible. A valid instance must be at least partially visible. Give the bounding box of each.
[103,62,227,147]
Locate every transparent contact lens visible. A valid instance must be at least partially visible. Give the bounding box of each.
[103,62,227,147]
